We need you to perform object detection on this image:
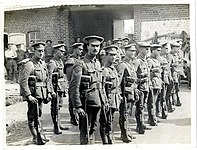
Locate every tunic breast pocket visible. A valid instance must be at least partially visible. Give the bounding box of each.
[35,69,42,82]
[58,67,64,78]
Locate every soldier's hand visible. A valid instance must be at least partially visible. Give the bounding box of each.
[139,104,144,110]
[105,103,109,112]
[43,93,52,104]
[74,108,86,117]
[27,95,38,104]
[51,92,56,99]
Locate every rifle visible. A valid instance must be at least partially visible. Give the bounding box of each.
[160,68,168,118]
[52,72,61,133]
[105,80,115,143]
[121,74,132,138]
[28,75,48,145]
[81,75,91,144]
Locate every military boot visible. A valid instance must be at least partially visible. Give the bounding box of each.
[51,111,62,134]
[135,115,145,134]
[119,120,131,143]
[176,94,182,107]
[100,125,108,144]
[80,133,88,145]
[107,131,113,144]
[89,129,95,145]
[28,121,37,144]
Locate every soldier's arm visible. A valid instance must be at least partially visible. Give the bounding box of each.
[19,62,34,97]
[64,58,75,81]
[69,61,83,108]
[116,62,126,86]
[147,58,153,70]
[47,60,56,94]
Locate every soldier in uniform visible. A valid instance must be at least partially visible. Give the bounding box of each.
[162,42,175,112]
[64,42,84,126]
[113,38,125,60]
[99,45,120,144]
[69,35,107,145]
[171,42,185,107]
[122,37,130,47]
[147,44,163,120]
[116,44,142,142]
[47,43,69,134]
[44,40,54,63]
[16,44,26,82]
[154,44,168,119]
[134,42,157,126]
[19,42,52,144]
[5,43,18,83]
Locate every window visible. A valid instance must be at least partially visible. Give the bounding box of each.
[27,31,41,47]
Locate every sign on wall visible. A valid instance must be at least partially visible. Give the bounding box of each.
[141,19,190,41]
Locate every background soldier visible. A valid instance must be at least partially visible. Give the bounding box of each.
[47,44,69,134]
[122,37,130,47]
[116,44,139,142]
[44,40,54,63]
[64,42,84,126]
[5,43,18,83]
[147,44,163,121]
[162,42,175,112]
[69,35,106,145]
[19,42,52,144]
[135,42,156,126]
[155,44,168,119]
[99,45,120,144]
[171,42,185,107]
[16,43,26,83]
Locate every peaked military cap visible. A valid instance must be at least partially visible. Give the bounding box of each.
[83,35,104,44]
[8,42,13,45]
[122,37,130,41]
[137,42,150,47]
[160,42,168,46]
[53,44,66,51]
[16,43,22,46]
[31,42,45,49]
[46,40,52,43]
[125,44,137,51]
[176,39,183,42]
[113,38,122,43]
[150,43,162,48]
[72,42,84,48]
[103,45,118,54]
[171,42,180,47]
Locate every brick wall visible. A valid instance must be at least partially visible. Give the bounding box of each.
[133,4,190,41]
[4,7,71,47]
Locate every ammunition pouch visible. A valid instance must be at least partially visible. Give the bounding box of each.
[139,72,148,78]
[152,77,162,89]
[105,81,113,91]
[52,73,58,85]
[80,75,91,90]
[28,75,37,95]
[125,76,135,87]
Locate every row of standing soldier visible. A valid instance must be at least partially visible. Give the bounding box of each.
[19,35,185,145]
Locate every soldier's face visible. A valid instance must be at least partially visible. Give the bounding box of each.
[35,48,44,59]
[123,40,129,46]
[87,40,101,56]
[107,53,117,63]
[76,45,83,56]
[56,49,65,58]
[140,47,148,56]
[126,50,136,59]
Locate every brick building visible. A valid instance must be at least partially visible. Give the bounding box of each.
[4,4,189,50]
